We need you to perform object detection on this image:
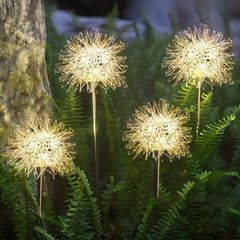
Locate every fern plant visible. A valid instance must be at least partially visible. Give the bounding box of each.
[1,3,240,239]
[192,105,240,169]
[60,164,103,240]
[0,156,42,240]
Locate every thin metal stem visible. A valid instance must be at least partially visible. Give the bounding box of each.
[91,85,100,200]
[39,174,43,215]
[196,85,201,136]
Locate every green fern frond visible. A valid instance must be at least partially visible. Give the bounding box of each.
[114,160,153,239]
[168,13,177,34]
[105,3,119,35]
[228,185,240,239]
[229,208,240,217]
[177,181,195,200]
[101,176,116,240]
[33,226,56,240]
[132,22,142,40]
[47,90,85,129]
[185,155,202,177]
[62,165,103,239]
[200,91,212,110]
[0,158,41,240]
[158,180,171,198]
[124,27,169,111]
[135,198,154,240]
[230,118,240,163]
[231,214,240,240]
[197,170,239,182]
[61,193,95,240]
[163,215,193,240]
[193,106,240,162]
[197,170,212,181]
[40,200,63,237]
[100,89,123,174]
[61,90,85,128]
[155,168,240,240]
[52,89,85,128]
[149,181,195,239]
[74,167,103,239]
[174,81,197,109]
[229,209,240,240]
[174,84,216,132]
[48,90,89,169]
[199,91,217,125]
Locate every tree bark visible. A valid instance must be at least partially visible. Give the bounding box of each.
[0,0,51,142]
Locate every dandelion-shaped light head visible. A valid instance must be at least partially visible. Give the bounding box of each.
[5,115,75,177]
[56,28,127,92]
[163,24,234,88]
[123,99,192,160]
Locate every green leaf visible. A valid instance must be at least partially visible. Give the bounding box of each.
[33,226,56,240]
[149,181,195,239]
[193,105,240,161]
[0,157,40,240]
[62,164,103,239]
[174,81,197,109]
[177,181,195,200]
[135,198,154,240]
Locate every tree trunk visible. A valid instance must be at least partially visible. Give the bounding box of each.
[0,0,51,142]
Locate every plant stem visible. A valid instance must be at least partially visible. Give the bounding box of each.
[196,84,201,136]
[91,84,100,201]
[39,174,43,215]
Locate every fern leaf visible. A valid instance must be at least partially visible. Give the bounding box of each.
[76,168,103,239]
[62,165,103,239]
[135,198,154,240]
[149,181,195,239]
[230,209,240,240]
[197,170,239,182]
[174,82,197,109]
[33,226,56,240]
[198,170,212,181]
[47,89,85,129]
[185,155,202,177]
[193,106,240,161]
[101,176,116,240]
[177,181,195,200]
[230,118,240,163]
[158,180,171,198]
[48,90,90,169]
[199,91,216,125]
[100,89,122,174]
[116,161,153,239]
[0,158,40,240]
[57,89,85,128]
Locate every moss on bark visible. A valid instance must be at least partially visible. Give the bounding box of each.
[0,0,51,142]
